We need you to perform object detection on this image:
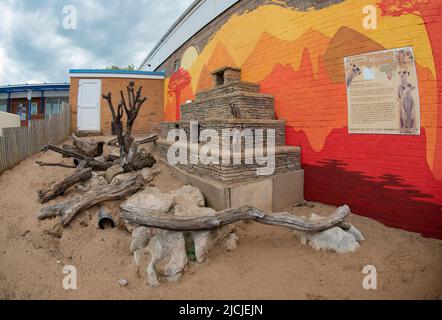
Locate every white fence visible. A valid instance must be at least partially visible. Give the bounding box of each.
[0,111,20,137]
[0,103,71,174]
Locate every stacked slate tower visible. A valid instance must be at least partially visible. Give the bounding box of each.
[156,67,304,211]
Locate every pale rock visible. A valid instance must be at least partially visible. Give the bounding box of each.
[87,172,107,189]
[347,224,365,242]
[118,279,128,287]
[125,222,140,233]
[192,231,212,264]
[307,212,364,245]
[133,249,144,266]
[130,227,156,253]
[172,204,218,264]
[174,204,216,217]
[105,164,125,183]
[190,225,234,263]
[141,168,161,182]
[112,172,135,184]
[172,203,224,264]
[224,233,239,251]
[146,230,188,287]
[173,185,205,207]
[133,248,151,276]
[180,204,216,263]
[299,227,360,254]
[122,187,173,214]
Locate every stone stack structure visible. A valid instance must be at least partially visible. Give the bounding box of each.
[156,67,304,211]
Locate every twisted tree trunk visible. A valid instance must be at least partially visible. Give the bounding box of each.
[71,133,104,157]
[39,174,145,226]
[38,167,93,204]
[120,204,350,232]
[102,81,152,172]
[40,145,115,171]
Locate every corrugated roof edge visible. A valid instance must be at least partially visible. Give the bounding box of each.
[69,69,165,76]
[0,83,70,93]
[138,0,202,71]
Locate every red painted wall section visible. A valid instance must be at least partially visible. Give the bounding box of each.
[161,0,442,238]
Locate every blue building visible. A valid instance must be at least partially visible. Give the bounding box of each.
[0,83,69,126]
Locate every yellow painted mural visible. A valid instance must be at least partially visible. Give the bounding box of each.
[163,0,442,237]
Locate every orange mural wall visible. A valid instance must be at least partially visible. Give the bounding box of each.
[161,0,442,238]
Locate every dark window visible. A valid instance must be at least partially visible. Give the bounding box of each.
[173,60,180,72]
[45,97,68,115]
[0,99,7,112]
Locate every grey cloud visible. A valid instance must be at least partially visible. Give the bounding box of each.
[0,0,193,85]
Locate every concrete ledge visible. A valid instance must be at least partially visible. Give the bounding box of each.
[230,179,273,211]
[158,158,304,212]
[273,170,304,211]
[158,158,229,211]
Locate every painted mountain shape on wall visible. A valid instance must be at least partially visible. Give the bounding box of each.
[241,29,331,82]
[196,42,237,92]
[323,26,385,83]
[260,47,347,152]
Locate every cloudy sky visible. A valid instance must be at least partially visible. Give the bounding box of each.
[0,0,194,85]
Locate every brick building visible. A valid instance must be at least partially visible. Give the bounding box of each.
[138,0,442,238]
[69,69,164,136]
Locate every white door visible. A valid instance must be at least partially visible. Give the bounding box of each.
[77,79,101,131]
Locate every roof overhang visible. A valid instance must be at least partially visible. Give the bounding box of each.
[139,0,240,71]
[0,83,70,94]
[69,69,165,80]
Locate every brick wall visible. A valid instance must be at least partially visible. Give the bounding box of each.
[69,77,164,135]
[155,0,442,238]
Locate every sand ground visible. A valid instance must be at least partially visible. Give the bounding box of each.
[0,138,441,300]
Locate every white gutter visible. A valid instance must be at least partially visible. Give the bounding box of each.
[139,0,240,71]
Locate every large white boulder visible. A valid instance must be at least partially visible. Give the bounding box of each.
[130,226,157,253]
[122,187,173,214]
[347,224,365,242]
[298,227,360,254]
[296,213,363,254]
[146,230,188,287]
[173,185,205,207]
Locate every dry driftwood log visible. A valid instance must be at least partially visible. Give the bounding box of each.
[36,161,77,169]
[38,167,93,204]
[107,137,119,146]
[120,204,351,232]
[40,82,156,173]
[39,174,145,226]
[61,144,80,158]
[126,148,156,171]
[41,144,115,171]
[71,133,105,157]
